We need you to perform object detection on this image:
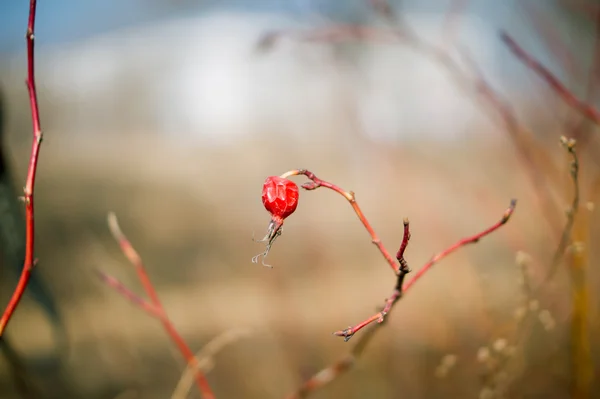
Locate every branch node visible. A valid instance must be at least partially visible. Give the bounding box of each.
[301,181,320,190]
[348,191,356,202]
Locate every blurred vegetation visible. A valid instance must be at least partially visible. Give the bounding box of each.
[0,1,600,399]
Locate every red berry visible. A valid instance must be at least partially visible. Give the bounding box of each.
[261,176,299,222]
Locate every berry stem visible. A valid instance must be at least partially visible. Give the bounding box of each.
[280,169,398,274]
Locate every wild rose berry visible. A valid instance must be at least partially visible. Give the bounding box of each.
[253,175,299,267]
[261,176,299,223]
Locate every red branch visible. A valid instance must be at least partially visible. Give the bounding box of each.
[280,169,398,274]
[0,0,43,337]
[500,31,600,125]
[102,213,215,399]
[285,183,516,397]
[333,200,517,341]
[280,169,517,341]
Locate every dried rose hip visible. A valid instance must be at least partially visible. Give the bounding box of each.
[253,175,300,267]
[261,176,299,223]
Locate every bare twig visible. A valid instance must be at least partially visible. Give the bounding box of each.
[497,138,584,396]
[333,218,410,341]
[0,0,44,337]
[286,322,382,399]
[171,328,253,399]
[542,137,580,284]
[102,213,215,399]
[520,2,582,82]
[500,31,600,126]
[280,169,398,274]
[334,200,516,341]
[287,200,516,396]
[95,270,160,317]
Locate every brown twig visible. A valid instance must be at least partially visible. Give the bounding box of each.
[102,212,215,399]
[334,200,517,341]
[280,169,398,274]
[541,137,580,285]
[0,0,43,337]
[500,31,600,126]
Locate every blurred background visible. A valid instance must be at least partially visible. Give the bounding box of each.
[0,0,599,398]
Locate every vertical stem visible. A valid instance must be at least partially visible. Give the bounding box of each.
[0,0,43,337]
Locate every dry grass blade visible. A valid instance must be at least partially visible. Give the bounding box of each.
[171,328,253,399]
[541,137,580,284]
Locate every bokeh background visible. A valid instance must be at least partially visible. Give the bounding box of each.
[0,1,599,398]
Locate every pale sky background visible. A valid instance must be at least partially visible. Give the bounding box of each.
[0,1,596,143]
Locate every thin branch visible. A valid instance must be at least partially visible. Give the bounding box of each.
[457,47,563,233]
[0,0,43,337]
[287,200,516,397]
[107,213,163,309]
[280,169,398,274]
[171,328,253,399]
[334,200,516,341]
[540,137,580,285]
[95,269,161,318]
[286,322,382,399]
[403,199,517,292]
[500,31,600,126]
[333,218,411,341]
[102,213,215,399]
[520,2,582,82]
